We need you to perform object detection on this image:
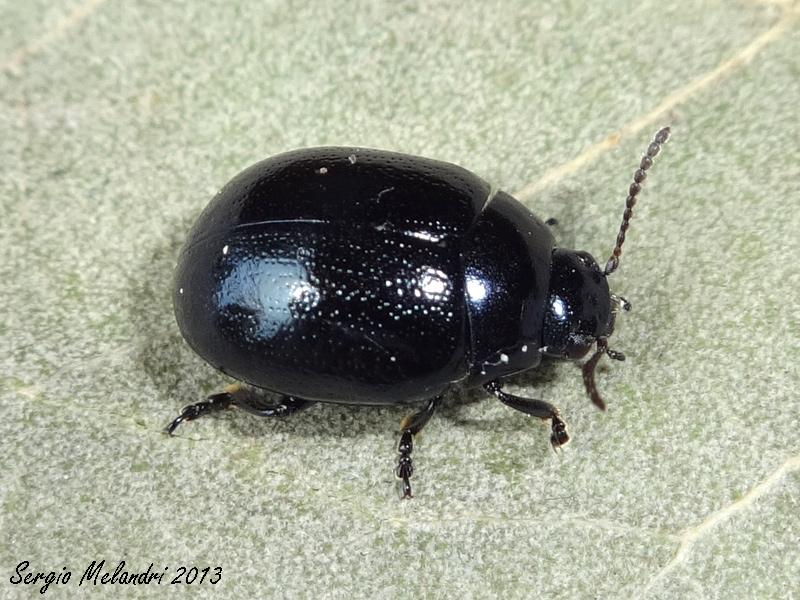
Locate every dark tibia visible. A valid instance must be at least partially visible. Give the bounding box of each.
[484,380,570,449]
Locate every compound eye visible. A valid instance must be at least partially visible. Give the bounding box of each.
[574,251,600,270]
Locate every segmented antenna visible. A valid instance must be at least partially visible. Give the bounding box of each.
[604,126,671,276]
[583,127,671,411]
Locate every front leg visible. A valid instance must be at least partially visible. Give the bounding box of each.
[484,380,569,450]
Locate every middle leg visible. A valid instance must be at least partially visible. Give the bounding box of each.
[396,395,443,498]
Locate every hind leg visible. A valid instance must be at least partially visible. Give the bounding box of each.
[167,383,315,434]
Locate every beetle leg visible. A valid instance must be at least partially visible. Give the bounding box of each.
[396,395,443,499]
[167,383,315,434]
[167,388,235,434]
[233,394,315,419]
[484,380,570,450]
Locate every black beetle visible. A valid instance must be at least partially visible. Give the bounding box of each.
[168,127,670,497]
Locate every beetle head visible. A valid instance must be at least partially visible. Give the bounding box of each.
[541,126,670,410]
[541,250,629,410]
[541,249,615,359]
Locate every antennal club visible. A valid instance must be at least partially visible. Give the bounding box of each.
[604,126,671,276]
